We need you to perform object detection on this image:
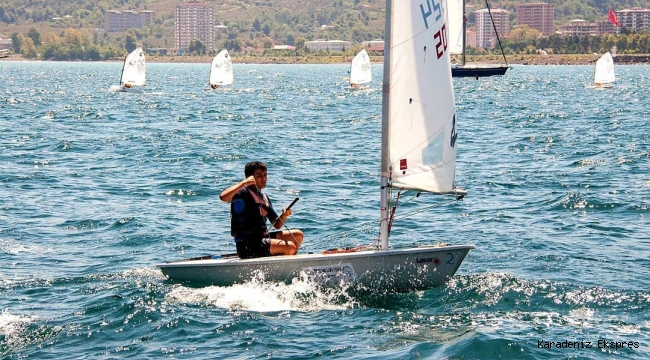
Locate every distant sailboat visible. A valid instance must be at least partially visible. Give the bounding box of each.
[448,0,509,78]
[158,0,473,293]
[120,47,146,90]
[349,49,372,89]
[209,49,233,89]
[592,52,615,88]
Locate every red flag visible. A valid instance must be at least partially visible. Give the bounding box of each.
[608,9,620,27]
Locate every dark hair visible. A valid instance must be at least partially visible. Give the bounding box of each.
[244,161,267,177]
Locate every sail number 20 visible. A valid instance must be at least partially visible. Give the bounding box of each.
[434,24,448,59]
[420,0,448,59]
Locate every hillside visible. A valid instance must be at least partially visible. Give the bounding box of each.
[0,0,386,50]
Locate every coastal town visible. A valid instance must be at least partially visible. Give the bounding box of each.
[1,1,649,63]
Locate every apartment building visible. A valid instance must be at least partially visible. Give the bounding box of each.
[175,2,214,52]
[105,10,155,33]
[595,20,617,35]
[475,8,509,48]
[516,3,554,36]
[560,19,598,36]
[615,8,650,33]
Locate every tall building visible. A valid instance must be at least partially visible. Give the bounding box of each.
[105,10,155,33]
[175,2,214,53]
[475,9,509,48]
[516,3,554,36]
[616,8,650,33]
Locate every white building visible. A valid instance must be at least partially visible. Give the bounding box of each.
[560,19,598,36]
[304,40,353,52]
[475,8,509,48]
[615,8,650,33]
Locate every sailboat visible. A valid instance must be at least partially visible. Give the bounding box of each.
[119,47,146,90]
[592,52,615,88]
[209,49,234,89]
[157,0,474,293]
[349,49,372,89]
[448,0,509,78]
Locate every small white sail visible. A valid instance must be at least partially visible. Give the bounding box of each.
[594,52,615,86]
[383,0,458,194]
[209,49,234,87]
[120,47,146,87]
[349,49,372,87]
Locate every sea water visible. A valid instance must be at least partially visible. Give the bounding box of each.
[0,61,648,359]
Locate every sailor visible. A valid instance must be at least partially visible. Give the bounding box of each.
[219,161,304,259]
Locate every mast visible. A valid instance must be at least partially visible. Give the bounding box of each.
[462,0,467,66]
[484,0,508,65]
[119,53,128,85]
[379,0,393,251]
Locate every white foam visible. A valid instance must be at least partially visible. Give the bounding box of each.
[164,271,357,312]
[0,309,36,337]
[0,238,45,255]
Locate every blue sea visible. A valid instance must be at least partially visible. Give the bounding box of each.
[0,61,648,359]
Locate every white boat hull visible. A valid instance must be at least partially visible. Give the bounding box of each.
[158,244,473,292]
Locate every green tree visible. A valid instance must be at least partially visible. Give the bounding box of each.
[223,39,242,52]
[286,34,295,46]
[27,27,41,46]
[189,39,206,55]
[86,46,101,61]
[20,37,36,58]
[125,33,137,53]
[10,32,23,53]
[508,25,541,42]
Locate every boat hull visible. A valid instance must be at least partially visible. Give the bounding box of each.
[452,65,509,78]
[158,244,473,293]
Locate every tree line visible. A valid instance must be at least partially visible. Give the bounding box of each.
[472,30,650,56]
[10,28,141,61]
[8,26,650,61]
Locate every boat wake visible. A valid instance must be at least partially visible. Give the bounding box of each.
[163,271,359,312]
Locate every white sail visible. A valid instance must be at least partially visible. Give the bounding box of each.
[209,49,234,87]
[594,52,615,85]
[382,0,458,194]
[447,0,464,56]
[349,49,372,86]
[120,47,146,87]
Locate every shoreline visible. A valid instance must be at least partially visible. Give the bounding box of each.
[2,53,649,65]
